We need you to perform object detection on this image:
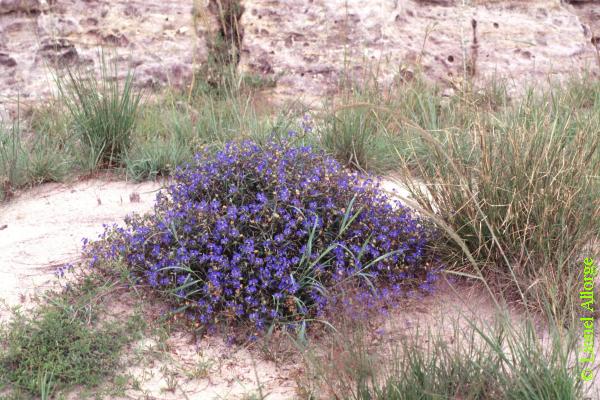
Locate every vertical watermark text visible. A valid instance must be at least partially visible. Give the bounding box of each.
[580,257,597,382]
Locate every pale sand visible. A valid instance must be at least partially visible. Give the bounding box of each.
[0,178,164,320]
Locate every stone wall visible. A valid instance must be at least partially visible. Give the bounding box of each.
[240,0,600,103]
[0,0,209,114]
[0,0,599,113]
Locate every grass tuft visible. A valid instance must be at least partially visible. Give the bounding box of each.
[56,53,143,170]
[0,116,27,201]
[392,79,600,321]
[298,308,585,400]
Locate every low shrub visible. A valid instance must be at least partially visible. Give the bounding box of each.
[85,139,434,329]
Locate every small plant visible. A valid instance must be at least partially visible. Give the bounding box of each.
[320,104,396,172]
[57,54,143,169]
[318,77,403,173]
[126,137,192,181]
[0,116,27,200]
[0,106,72,201]
[0,287,143,397]
[185,356,215,379]
[85,139,434,330]
[318,77,460,173]
[25,132,70,185]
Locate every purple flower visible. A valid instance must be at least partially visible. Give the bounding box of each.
[83,138,436,332]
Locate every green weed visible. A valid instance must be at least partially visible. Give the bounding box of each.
[0,110,70,201]
[0,275,145,398]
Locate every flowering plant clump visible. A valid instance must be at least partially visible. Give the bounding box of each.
[84,139,434,329]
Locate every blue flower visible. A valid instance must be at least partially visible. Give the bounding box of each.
[83,138,436,332]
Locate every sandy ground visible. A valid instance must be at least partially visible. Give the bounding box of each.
[115,330,299,400]
[0,177,472,400]
[1,178,597,399]
[88,279,506,400]
[0,178,300,399]
[0,178,164,321]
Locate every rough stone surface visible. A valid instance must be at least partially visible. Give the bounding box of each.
[0,0,599,113]
[240,0,600,103]
[0,0,49,15]
[0,0,210,112]
[568,0,600,52]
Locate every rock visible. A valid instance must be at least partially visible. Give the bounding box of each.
[0,0,48,14]
[0,0,599,113]
[37,37,79,65]
[123,4,140,17]
[0,52,16,67]
[37,14,81,37]
[240,0,600,104]
[415,0,455,4]
[102,31,129,46]
[0,0,211,111]
[566,0,600,47]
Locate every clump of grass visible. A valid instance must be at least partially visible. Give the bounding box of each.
[0,110,70,201]
[0,116,27,200]
[299,310,585,400]
[125,88,294,180]
[319,102,398,173]
[125,101,196,180]
[126,137,192,181]
[317,77,401,173]
[56,54,143,169]
[317,76,483,173]
[193,92,260,143]
[191,91,303,145]
[28,101,79,179]
[25,133,71,186]
[26,105,73,185]
[394,79,600,321]
[0,275,145,398]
